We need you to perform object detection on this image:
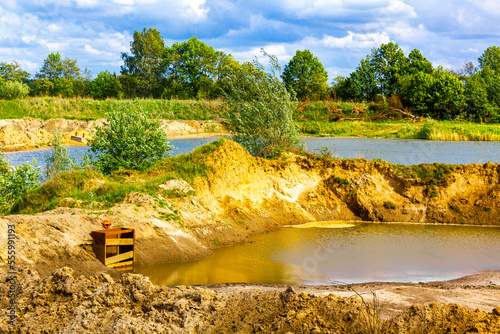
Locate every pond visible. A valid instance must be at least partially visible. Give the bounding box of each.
[5,137,500,170]
[134,222,500,286]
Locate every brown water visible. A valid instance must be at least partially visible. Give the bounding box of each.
[135,223,500,286]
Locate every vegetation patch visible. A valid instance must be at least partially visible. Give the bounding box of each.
[10,139,226,214]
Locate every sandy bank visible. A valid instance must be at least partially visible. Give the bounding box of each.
[0,118,226,152]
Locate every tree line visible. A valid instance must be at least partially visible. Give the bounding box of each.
[1,27,499,122]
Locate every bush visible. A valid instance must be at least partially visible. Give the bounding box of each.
[223,52,301,157]
[0,80,30,99]
[0,151,40,213]
[89,104,173,174]
[44,130,87,180]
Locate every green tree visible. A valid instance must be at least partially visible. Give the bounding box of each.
[406,49,433,75]
[121,28,165,97]
[90,71,122,100]
[281,49,329,100]
[464,66,500,122]
[349,55,379,101]
[89,104,173,174]
[223,52,301,157]
[163,36,221,99]
[370,42,408,97]
[35,52,81,96]
[478,46,500,74]
[402,67,465,119]
[0,61,30,82]
[36,52,81,81]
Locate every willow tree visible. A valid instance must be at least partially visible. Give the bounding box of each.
[223,52,301,158]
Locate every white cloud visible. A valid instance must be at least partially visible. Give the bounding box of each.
[460,48,479,53]
[46,23,60,33]
[39,39,69,51]
[320,31,390,50]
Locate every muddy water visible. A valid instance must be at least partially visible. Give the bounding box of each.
[135,223,500,286]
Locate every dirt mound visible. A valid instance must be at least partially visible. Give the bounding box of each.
[1,268,499,333]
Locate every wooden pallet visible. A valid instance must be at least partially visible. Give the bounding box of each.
[91,228,135,268]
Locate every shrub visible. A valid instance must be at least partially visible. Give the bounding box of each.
[0,80,30,100]
[89,104,173,174]
[43,130,80,180]
[223,51,301,157]
[0,151,40,213]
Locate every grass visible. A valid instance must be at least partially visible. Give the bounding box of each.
[0,97,224,120]
[9,138,227,215]
[391,162,455,197]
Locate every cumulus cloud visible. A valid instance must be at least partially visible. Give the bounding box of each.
[320,31,390,50]
[0,0,498,78]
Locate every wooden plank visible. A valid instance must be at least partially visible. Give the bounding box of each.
[106,238,134,246]
[105,251,134,265]
[107,261,134,268]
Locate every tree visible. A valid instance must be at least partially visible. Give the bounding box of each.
[0,61,30,82]
[162,36,220,99]
[478,46,500,74]
[281,49,329,100]
[89,104,173,174]
[35,52,82,96]
[349,55,379,101]
[121,28,165,97]
[223,52,301,157]
[406,49,433,75]
[464,66,500,122]
[90,71,122,100]
[402,67,465,119]
[370,42,407,97]
[36,52,81,81]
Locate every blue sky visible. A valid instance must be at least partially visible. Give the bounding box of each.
[1,0,499,81]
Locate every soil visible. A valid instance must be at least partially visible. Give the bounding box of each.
[0,268,499,333]
[1,132,500,332]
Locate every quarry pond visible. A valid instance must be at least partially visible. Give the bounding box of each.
[135,222,500,286]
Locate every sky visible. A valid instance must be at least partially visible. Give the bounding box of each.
[1,0,500,81]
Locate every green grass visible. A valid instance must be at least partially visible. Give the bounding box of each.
[0,97,224,120]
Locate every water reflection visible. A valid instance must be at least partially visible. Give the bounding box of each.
[135,223,500,285]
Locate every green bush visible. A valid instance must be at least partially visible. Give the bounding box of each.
[224,52,301,157]
[44,130,88,180]
[89,104,173,174]
[0,151,41,213]
[0,80,30,100]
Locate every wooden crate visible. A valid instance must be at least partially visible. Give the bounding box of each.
[90,228,135,268]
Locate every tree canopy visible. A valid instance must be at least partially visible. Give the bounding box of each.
[281,49,329,100]
[121,28,165,97]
